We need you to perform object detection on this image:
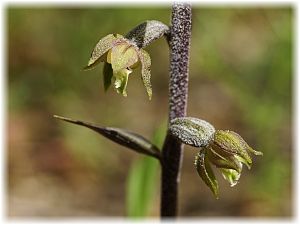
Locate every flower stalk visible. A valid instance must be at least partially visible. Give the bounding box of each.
[160,3,192,218]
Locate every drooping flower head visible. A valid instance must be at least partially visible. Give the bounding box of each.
[85,34,152,99]
[84,20,169,100]
[170,117,263,198]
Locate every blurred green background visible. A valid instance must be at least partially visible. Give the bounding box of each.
[7,5,293,217]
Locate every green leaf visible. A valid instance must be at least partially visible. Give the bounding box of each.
[126,156,159,218]
[170,117,216,148]
[138,49,152,100]
[85,33,123,70]
[103,62,113,91]
[194,150,219,198]
[151,120,167,149]
[126,122,165,218]
[53,115,161,160]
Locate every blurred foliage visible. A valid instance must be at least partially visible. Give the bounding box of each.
[190,7,292,216]
[126,157,158,218]
[126,121,166,218]
[7,6,292,217]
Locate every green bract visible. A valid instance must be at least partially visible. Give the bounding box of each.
[170,117,263,198]
[170,117,216,147]
[85,34,152,99]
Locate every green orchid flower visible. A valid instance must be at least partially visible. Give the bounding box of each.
[85,34,152,99]
[197,129,262,197]
[169,117,263,198]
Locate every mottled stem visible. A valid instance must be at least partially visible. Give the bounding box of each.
[160,3,192,218]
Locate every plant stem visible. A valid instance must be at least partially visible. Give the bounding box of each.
[160,3,192,218]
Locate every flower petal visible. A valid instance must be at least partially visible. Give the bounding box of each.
[110,43,139,72]
[103,62,113,91]
[138,49,152,100]
[247,146,263,156]
[85,34,123,70]
[194,150,219,198]
[212,130,253,167]
[207,147,243,173]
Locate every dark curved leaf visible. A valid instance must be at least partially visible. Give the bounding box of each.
[54,115,161,160]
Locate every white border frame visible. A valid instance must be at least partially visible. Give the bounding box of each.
[1,1,298,224]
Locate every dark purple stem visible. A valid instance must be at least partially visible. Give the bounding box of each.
[160,3,192,218]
